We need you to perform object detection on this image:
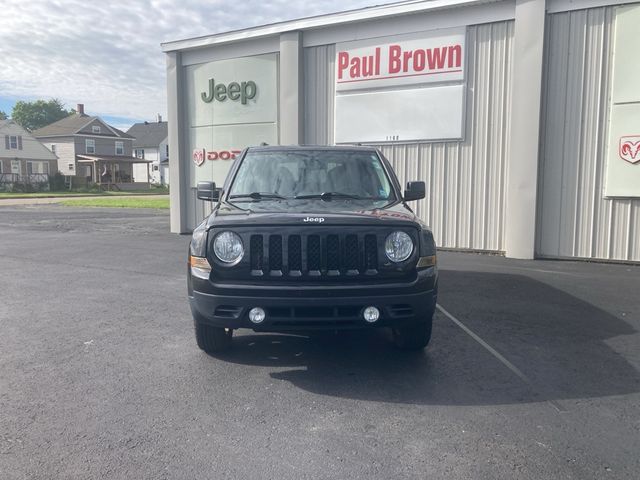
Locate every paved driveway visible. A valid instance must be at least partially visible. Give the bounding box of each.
[0,205,638,479]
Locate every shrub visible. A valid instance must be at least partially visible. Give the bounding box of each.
[49,172,66,191]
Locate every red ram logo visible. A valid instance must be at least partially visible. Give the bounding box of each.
[192,148,206,166]
[619,136,640,164]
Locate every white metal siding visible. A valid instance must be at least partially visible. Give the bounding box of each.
[304,21,514,251]
[304,44,335,145]
[537,6,640,262]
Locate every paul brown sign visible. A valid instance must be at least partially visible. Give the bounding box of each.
[334,28,466,143]
[337,44,462,84]
[335,29,465,92]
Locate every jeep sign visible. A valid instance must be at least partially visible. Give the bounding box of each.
[201,79,257,104]
[185,53,278,192]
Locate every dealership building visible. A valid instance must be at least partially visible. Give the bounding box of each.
[162,0,640,262]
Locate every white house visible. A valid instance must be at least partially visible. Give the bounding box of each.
[127,117,169,185]
[0,119,58,190]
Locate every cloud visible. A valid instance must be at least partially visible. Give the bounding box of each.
[0,0,379,123]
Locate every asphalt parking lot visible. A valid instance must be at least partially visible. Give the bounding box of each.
[0,205,639,480]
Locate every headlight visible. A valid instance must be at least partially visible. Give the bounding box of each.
[385,231,413,262]
[213,231,244,264]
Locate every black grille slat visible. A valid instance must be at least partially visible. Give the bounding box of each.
[288,235,302,273]
[269,235,283,274]
[307,235,321,273]
[364,234,378,272]
[250,235,263,273]
[326,234,340,273]
[344,234,359,273]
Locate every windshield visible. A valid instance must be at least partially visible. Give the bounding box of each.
[228,150,395,205]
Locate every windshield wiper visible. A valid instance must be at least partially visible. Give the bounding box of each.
[229,192,288,200]
[294,192,381,200]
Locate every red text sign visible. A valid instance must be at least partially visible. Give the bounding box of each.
[335,28,465,92]
[193,149,242,166]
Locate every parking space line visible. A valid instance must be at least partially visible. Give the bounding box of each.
[436,303,567,413]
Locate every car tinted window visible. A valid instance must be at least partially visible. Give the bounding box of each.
[229,150,395,200]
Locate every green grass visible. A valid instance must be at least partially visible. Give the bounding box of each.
[59,197,170,209]
[0,190,169,199]
[0,191,96,198]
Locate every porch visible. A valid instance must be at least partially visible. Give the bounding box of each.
[76,154,153,191]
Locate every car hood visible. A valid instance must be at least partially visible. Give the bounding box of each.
[205,199,426,229]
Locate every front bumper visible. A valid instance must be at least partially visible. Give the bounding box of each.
[189,267,437,332]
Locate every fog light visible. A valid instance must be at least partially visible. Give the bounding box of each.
[363,306,380,323]
[248,307,266,324]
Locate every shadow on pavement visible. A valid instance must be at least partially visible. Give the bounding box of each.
[210,270,639,406]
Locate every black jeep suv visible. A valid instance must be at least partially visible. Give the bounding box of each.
[188,146,438,352]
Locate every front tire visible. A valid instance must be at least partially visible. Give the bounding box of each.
[195,322,233,354]
[392,316,433,350]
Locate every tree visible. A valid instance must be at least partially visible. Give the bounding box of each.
[0,111,7,120]
[11,99,74,131]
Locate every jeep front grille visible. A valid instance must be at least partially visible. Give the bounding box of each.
[248,232,379,277]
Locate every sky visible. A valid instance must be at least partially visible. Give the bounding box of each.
[0,0,388,131]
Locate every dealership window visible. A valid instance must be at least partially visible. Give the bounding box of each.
[135,148,145,159]
[92,125,101,134]
[86,139,95,154]
[27,161,49,175]
[115,141,124,155]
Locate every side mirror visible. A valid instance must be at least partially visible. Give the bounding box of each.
[197,181,219,202]
[404,181,425,201]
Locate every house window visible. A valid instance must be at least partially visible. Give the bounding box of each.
[86,139,95,154]
[92,125,101,134]
[68,163,75,171]
[4,135,22,150]
[166,144,169,157]
[27,161,50,175]
[115,141,124,155]
[51,144,56,154]
[135,148,145,159]
[0,162,2,173]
